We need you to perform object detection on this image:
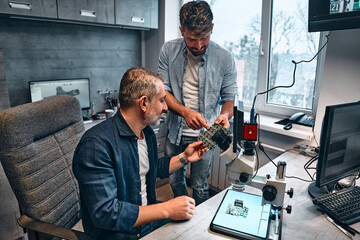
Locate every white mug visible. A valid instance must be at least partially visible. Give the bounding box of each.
[105,109,115,119]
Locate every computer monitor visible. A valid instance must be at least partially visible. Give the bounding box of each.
[308,101,360,199]
[308,0,360,32]
[233,95,244,153]
[29,78,91,110]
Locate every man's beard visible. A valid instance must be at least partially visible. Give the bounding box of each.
[187,45,207,56]
[144,114,161,126]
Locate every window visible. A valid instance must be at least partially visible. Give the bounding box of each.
[198,0,325,117]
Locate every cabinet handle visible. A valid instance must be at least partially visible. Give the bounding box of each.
[9,2,31,10]
[80,10,96,18]
[131,16,145,23]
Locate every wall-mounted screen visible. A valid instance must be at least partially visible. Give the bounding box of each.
[29,78,90,110]
[308,0,360,32]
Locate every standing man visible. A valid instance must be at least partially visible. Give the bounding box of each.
[73,67,207,239]
[158,1,237,205]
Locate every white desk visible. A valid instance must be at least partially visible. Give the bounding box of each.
[84,119,105,130]
[142,151,360,240]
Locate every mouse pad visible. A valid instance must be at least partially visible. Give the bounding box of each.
[210,189,271,239]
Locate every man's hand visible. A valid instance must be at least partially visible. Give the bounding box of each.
[163,196,196,220]
[183,109,210,130]
[183,141,207,163]
[135,196,196,226]
[214,114,230,129]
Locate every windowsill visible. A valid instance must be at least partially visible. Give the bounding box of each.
[236,112,313,141]
[257,113,313,141]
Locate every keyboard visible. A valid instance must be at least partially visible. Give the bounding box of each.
[313,186,360,225]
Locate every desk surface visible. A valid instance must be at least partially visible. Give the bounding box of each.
[142,151,360,240]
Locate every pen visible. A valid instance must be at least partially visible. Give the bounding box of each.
[275,209,279,235]
[318,209,357,235]
[324,214,353,239]
[333,218,357,236]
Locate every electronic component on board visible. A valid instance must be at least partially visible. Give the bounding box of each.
[198,124,232,151]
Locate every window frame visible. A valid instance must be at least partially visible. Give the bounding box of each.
[182,0,327,118]
[253,0,327,118]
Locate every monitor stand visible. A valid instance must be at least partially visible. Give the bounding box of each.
[308,176,357,199]
[308,182,329,199]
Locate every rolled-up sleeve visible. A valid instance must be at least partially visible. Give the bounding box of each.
[157,156,171,179]
[73,138,139,232]
[220,53,238,104]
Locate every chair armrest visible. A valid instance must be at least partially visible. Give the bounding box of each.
[18,215,95,240]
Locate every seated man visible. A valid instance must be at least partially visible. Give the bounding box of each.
[72,67,206,239]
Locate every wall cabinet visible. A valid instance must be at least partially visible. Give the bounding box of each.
[0,0,57,18]
[0,0,158,29]
[115,0,158,29]
[58,0,114,24]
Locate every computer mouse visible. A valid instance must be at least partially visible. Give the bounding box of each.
[91,113,100,120]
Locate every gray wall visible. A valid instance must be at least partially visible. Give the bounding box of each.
[0,17,142,239]
[144,0,181,72]
[0,18,141,113]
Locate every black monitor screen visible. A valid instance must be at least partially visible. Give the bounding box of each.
[309,0,360,32]
[29,78,90,110]
[316,101,360,189]
[233,95,244,153]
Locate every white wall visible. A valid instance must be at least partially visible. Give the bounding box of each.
[164,0,181,42]
[314,28,360,141]
[143,0,181,72]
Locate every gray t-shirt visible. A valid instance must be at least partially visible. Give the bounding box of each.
[182,48,202,137]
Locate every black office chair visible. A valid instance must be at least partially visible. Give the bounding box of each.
[0,95,94,240]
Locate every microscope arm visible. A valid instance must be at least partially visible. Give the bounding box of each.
[220,143,291,208]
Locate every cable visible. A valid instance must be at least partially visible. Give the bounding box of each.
[258,140,316,182]
[258,143,277,167]
[250,32,331,121]
[253,145,259,179]
[286,147,318,157]
[246,30,331,182]
[304,155,318,181]
[285,175,313,182]
[312,122,320,147]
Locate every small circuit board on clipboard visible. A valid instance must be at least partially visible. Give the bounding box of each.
[225,199,249,218]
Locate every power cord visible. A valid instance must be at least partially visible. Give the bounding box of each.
[257,140,315,183]
[244,33,331,183]
[303,155,318,181]
[291,144,319,157]
[250,32,331,126]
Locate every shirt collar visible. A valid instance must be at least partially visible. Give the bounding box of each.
[113,110,154,138]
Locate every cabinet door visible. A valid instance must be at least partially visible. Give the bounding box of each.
[115,0,158,29]
[0,0,57,18]
[58,0,114,24]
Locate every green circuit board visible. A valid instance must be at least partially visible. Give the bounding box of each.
[198,124,232,150]
[225,201,249,218]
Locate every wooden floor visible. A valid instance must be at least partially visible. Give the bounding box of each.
[155,178,220,203]
[155,179,193,202]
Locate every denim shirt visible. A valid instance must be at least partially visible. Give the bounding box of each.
[72,110,171,239]
[158,38,238,145]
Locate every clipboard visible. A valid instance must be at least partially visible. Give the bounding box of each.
[210,189,272,240]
